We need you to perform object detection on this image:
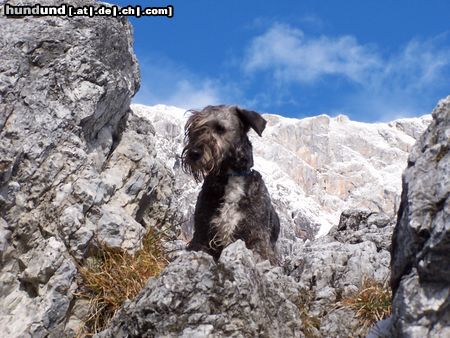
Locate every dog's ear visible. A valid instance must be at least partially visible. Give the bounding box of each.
[236,107,267,137]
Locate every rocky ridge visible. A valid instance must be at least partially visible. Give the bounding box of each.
[100,208,395,338]
[99,241,305,338]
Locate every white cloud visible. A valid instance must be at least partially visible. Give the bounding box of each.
[243,23,381,84]
[166,79,222,109]
[133,56,225,110]
[376,36,450,92]
[132,26,450,121]
[242,24,450,119]
[353,36,450,120]
[243,24,450,89]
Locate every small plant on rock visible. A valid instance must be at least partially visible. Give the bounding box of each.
[295,288,321,338]
[340,277,392,334]
[76,227,168,337]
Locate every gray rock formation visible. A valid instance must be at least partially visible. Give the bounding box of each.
[0,1,175,336]
[286,209,393,337]
[331,208,393,251]
[390,96,450,337]
[98,241,305,338]
[99,209,394,338]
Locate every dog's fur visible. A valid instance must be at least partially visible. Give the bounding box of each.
[182,105,280,263]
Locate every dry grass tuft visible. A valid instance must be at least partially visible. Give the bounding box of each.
[76,227,168,337]
[340,277,392,333]
[296,289,321,338]
[300,310,321,338]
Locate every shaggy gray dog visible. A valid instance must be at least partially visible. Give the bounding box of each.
[182,105,280,264]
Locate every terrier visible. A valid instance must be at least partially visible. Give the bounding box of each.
[181,105,280,263]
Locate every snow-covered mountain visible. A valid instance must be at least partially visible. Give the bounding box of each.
[131,104,431,247]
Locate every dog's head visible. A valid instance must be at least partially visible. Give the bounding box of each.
[181,105,267,181]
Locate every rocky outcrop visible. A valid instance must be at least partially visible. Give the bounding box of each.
[390,96,450,337]
[0,1,175,336]
[286,209,393,337]
[99,241,305,338]
[98,208,393,338]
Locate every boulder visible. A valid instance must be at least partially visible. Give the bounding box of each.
[287,209,393,337]
[98,241,305,338]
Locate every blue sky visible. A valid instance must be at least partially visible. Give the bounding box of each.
[113,0,450,122]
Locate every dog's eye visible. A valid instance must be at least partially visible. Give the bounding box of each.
[214,123,226,134]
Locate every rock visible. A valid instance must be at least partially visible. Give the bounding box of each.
[98,205,393,337]
[0,0,444,336]
[0,1,176,336]
[367,317,392,338]
[286,209,393,337]
[390,96,450,337]
[330,209,393,251]
[98,241,305,338]
[0,217,12,264]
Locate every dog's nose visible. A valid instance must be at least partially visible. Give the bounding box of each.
[188,149,202,161]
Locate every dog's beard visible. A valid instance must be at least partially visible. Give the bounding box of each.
[181,142,224,182]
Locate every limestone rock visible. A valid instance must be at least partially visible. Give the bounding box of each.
[330,209,393,251]
[0,0,445,336]
[286,210,393,337]
[390,96,450,337]
[98,241,305,338]
[0,1,174,336]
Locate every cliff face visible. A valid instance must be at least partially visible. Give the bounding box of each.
[0,1,174,336]
[390,96,450,337]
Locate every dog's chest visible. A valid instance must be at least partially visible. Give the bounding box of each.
[210,176,247,246]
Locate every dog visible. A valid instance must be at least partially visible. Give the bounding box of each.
[181,105,280,264]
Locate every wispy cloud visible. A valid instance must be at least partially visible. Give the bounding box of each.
[375,36,450,92]
[165,79,222,109]
[133,23,449,121]
[133,56,227,110]
[242,23,450,119]
[350,35,450,120]
[243,23,381,84]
